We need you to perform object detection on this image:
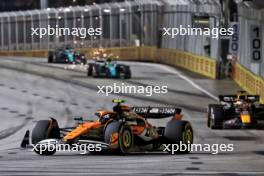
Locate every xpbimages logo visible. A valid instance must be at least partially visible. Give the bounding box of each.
[163,25,234,39]
[31,142,102,155]
[97,83,168,96]
[31,25,102,38]
[163,142,234,155]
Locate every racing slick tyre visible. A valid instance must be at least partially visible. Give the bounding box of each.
[207,104,214,127]
[48,52,54,63]
[106,68,112,78]
[208,105,224,129]
[87,63,94,77]
[116,65,131,79]
[124,66,131,79]
[92,65,100,78]
[164,120,193,154]
[31,118,60,155]
[104,122,134,154]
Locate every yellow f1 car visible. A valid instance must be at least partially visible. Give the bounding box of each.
[25,99,193,155]
[207,91,264,129]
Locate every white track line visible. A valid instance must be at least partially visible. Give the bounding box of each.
[137,62,219,101]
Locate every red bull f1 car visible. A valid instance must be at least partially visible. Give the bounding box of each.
[24,99,193,155]
[207,91,264,129]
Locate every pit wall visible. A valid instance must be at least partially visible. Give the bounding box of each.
[1,46,263,102]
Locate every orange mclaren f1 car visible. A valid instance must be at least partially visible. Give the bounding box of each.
[24,99,193,155]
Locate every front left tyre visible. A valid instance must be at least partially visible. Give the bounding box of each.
[104,121,134,154]
[31,118,60,155]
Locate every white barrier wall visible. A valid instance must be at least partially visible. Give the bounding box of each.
[237,4,264,77]
[160,0,221,60]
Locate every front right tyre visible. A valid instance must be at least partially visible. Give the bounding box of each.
[208,105,224,129]
[104,121,134,154]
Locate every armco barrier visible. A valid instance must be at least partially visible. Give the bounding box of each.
[234,63,264,103]
[0,46,216,79]
[76,47,139,61]
[143,47,217,79]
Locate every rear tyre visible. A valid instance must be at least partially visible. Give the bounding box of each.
[87,63,93,77]
[208,105,224,129]
[104,122,134,154]
[48,52,54,63]
[92,65,99,78]
[124,66,131,79]
[164,120,193,154]
[81,56,87,65]
[106,68,112,78]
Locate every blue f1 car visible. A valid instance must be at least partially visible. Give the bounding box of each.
[48,47,87,64]
[87,58,131,79]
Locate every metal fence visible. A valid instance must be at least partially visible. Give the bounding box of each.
[0,0,160,50]
[0,0,220,57]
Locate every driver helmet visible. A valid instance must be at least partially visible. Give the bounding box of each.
[113,104,131,113]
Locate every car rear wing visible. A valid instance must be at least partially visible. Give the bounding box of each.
[132,107,181,119]
[219,95,260,103]
[219,95,237,102]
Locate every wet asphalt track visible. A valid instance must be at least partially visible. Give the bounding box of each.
[0,56,264,175]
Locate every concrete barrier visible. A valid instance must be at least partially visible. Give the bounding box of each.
[139,47,216,79]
